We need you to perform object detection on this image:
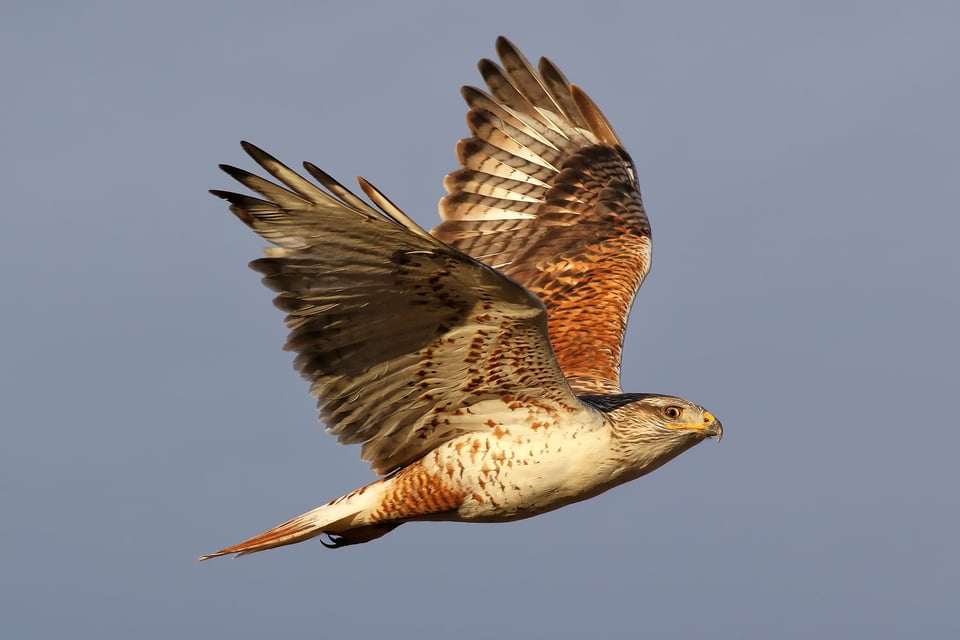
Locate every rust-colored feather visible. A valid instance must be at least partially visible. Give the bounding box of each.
[434,37,651,393]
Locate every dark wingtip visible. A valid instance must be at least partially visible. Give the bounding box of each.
[302,160,335,185]
[217,164,250,181]
[208,190,257,224]
[239,140,279,168]
[495,35,516,54]
[461,85,482,101]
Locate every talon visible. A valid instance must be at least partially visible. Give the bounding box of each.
[320,533,347,549]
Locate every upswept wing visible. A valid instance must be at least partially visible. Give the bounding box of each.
[433,37,652,394]
[212,142,584,474]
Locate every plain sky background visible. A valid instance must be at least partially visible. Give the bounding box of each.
[3,1,958,638]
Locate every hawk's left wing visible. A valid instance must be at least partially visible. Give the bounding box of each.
[433,37,652,394]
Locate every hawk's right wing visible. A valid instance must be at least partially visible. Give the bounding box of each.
[211,142,587,475]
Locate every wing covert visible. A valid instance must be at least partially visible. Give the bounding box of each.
[212,142,584,474]
[433,37,652,394]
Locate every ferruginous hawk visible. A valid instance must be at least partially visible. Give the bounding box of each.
[202,37,721,559]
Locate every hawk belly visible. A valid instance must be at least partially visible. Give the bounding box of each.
[407,413,631,523]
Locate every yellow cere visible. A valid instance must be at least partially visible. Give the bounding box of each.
[668,411,715,431]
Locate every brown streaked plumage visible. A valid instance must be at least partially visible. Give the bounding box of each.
[201,37,721,561]
[434,37,651,394]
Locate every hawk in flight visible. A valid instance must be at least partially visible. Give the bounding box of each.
[202,37,721,559]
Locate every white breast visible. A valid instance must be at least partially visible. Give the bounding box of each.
[421,401,627,522]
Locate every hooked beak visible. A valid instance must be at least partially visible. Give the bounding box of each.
[666,410,723,441]
[703,411,723,442]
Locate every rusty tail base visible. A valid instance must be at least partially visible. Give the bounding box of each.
[199,479,390,560]
[200,458,466,559]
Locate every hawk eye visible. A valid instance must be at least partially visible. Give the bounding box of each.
[663,406,683,420]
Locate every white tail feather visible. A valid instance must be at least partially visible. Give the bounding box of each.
[200,481,386,560]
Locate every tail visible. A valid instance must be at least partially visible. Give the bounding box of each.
[200,481,392,560]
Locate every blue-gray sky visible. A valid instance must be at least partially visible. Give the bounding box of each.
[3,1,958,638]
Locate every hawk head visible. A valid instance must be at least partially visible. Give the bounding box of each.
[583,393,722,471]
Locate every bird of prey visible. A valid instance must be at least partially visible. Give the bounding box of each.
[201,36,721,560]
